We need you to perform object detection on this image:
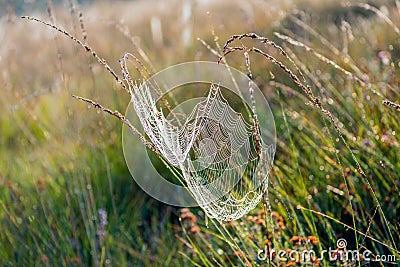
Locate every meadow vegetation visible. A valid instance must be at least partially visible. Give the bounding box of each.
[0,0,399,266]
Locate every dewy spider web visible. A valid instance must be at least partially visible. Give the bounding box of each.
[122,56,274,221]
[182,87,275,221]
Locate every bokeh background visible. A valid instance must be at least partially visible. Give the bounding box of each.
[1,0,399,266]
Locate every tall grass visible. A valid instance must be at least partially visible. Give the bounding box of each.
[1,0,399,266]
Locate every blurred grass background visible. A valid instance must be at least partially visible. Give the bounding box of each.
[0,0,399,266]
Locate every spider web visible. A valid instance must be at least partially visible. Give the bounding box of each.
[181,86,275,221]
[127,65,273,222]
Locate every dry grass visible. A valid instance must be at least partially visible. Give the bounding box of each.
[1,0,400,266]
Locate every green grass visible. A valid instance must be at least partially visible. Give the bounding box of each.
[1,0,400,266]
